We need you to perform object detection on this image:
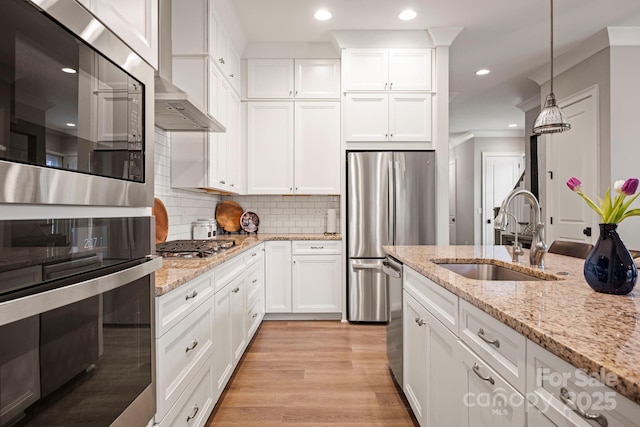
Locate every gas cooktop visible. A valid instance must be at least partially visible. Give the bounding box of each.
[156,239,235,258]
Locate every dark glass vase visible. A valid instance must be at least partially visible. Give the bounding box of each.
[583,223,638,295]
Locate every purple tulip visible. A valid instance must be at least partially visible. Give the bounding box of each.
[566,177,582,192]
[621,178,639,196]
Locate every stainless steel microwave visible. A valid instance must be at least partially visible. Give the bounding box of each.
[0,0,155,207]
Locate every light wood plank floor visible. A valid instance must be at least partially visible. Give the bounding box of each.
[206,320,418,426]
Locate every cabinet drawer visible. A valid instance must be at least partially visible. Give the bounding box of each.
[459,299,526,393]
[292,240,341,255]
[527,340,640,427]
[156,271,214,337]
[244,243,265,266]
[158,354,216,427]
[215,253,246,292]
[403,266,458,335]
[156,297,215,420]
[246,262,264,303]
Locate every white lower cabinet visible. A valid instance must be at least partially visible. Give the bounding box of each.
[458,342,525,427]
[265,241,342,314]
[526,340,640,427]
[156,244,265,426]
[403,290,461,427]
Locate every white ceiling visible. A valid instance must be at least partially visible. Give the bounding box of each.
[229,0,640,134]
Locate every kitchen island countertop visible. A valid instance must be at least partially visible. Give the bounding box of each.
[155,233,341,296]
[383,245,640,405]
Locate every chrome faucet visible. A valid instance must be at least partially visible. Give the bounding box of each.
[503,211,524,263]
[494,189,548,268]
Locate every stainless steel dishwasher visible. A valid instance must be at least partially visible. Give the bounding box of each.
[383,255,403,386]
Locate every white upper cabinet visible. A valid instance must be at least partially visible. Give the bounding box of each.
[294,102,341,194]
[345,93,431,142]
[294,59,341,98]
[248,60,295,99]
[343,48,432,91]
[81,0,158,69]
[247,102,295,194]
[171,0,241,94]
[247,102,340,195]
[248,59,340,99]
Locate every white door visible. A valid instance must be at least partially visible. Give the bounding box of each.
[345,93,389,141]
[546,88,598,244]
[294,102,340,194]
[247,102,294,194]
[389,94,432,142]
[482,153,522,245]
[449,160,457,244]
[388,48,432,91]
[247,59,294,99]
[265,241,292,313]
[291,254,341,313]
[294,59,341,99]
[343,48,388,91]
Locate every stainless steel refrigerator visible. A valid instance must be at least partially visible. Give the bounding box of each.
[347,151,436,322]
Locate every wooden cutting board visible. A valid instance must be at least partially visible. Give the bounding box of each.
[152,197,169,243]
[216,200,243,233]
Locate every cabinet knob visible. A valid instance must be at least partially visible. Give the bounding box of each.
[289,91,293,96]
[252,312,259,319]
[220,180,226,184]
[185,290,198,301]
[295,90,298,96]
[252,279,258,283]
[232,287,240,293]
[230,73,234,78]
[290,187,293,191]
[219,57,225,64]
[389,82,393,89]
[415,317,425,327]
[384,83,388,89]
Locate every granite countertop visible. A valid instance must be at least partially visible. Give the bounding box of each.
[383,245,640,404]
[155,233,341,296]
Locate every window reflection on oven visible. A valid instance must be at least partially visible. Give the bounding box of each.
[0,277,152,427]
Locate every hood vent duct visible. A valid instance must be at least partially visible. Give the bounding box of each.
[154,0,225,132]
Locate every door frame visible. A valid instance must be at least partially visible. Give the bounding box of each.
[481,152,524,245]
[543,85,599,244]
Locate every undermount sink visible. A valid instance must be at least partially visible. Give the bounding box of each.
[437,263,556,281]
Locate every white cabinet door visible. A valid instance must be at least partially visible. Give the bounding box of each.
[230,276,246,363]
[226,92,243,192]
[247,102,294,194]
[247,59,295,99]
[345,93,389,141]
[291,254,341,313]
[265,241,292,313]
[294,102,341,194]
[213,280,233,398]
[89,0,158,69]
[171,0,207,55]
[227,45,241,93]
[388,48,432,91]
[343,48,389,91]
[389,94,432,142]
[294,59,341,98]
[403,292,429,423]
[458,342,525,427]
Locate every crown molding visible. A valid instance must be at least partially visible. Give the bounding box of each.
[428,27,464,47]
[516,95,540,112]
[530,26,640,86]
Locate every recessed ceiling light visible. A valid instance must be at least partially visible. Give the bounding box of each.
[314,9,331,21]
[508,124,518,128]
[66,123,76,127]
[475,69,491,76]
[61,67,77,74]
[398,9,417,21]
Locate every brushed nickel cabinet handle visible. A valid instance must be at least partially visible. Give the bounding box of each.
[186,404,199,422]
[560,387,608,426]
[415,317,425,327]
[232,287,240,293]
[310,246,324,249]
[185,339,198,353]
[472,363,495,385]
[477,328,500,348]
[185,290,198,300]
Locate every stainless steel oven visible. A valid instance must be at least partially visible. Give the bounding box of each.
[0,216,161,427]
[0,0,155,207]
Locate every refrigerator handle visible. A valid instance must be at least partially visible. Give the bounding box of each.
[394,160,402,244]
[388,160,395,245]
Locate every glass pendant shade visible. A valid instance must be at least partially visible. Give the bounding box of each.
[533,93,571,134]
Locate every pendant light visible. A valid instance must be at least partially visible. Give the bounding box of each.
[533,0,571,134]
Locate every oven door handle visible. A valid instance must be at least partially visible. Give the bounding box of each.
[0,256,162,327]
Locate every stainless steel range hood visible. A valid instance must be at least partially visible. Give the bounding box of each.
[154,0,225,132]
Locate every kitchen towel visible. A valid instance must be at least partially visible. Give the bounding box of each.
[326,209,337,233]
